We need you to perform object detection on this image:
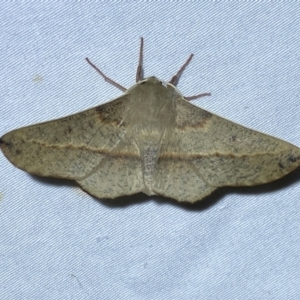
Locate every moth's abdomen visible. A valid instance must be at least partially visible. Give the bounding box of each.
[140,140,160,196]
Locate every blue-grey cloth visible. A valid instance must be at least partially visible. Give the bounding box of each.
[0,3,300,299]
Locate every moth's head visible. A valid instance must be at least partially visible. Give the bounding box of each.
[140,76,162,84]
[133,76,183,98]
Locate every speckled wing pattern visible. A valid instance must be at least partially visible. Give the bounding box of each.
[2,80,300,203]
[0,96,144,199]
[152,98,300,202]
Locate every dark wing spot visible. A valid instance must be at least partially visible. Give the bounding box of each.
[288,155,300,163]
[278,162,284,169]
[176,100,213,129]
[0,139,11,148]
[95,98,126,126]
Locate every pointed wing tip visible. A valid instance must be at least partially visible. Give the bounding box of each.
[0,135,10,152]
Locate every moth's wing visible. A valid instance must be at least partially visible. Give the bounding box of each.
[0,96,144,199]
[152,99,300,203]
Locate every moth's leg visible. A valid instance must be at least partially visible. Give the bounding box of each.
[85,57,127,92]
[184,92,211,101]
[136,37,144,82]
[169,54,194,86]
[169,53,211,100]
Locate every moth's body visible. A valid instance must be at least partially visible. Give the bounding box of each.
[124,77,177,195]
[1,39,300,203]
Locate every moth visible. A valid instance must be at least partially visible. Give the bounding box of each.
[1,38,300,203]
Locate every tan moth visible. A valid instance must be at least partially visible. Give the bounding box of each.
[1,38,300,203]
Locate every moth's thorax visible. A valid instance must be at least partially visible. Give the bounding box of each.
[123,76,178,150]
[124,76,179,131]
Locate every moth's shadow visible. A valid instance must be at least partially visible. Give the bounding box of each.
[31,167,300,211]
[32,175,76,188]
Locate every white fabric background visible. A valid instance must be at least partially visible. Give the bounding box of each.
[0,3,300,300]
